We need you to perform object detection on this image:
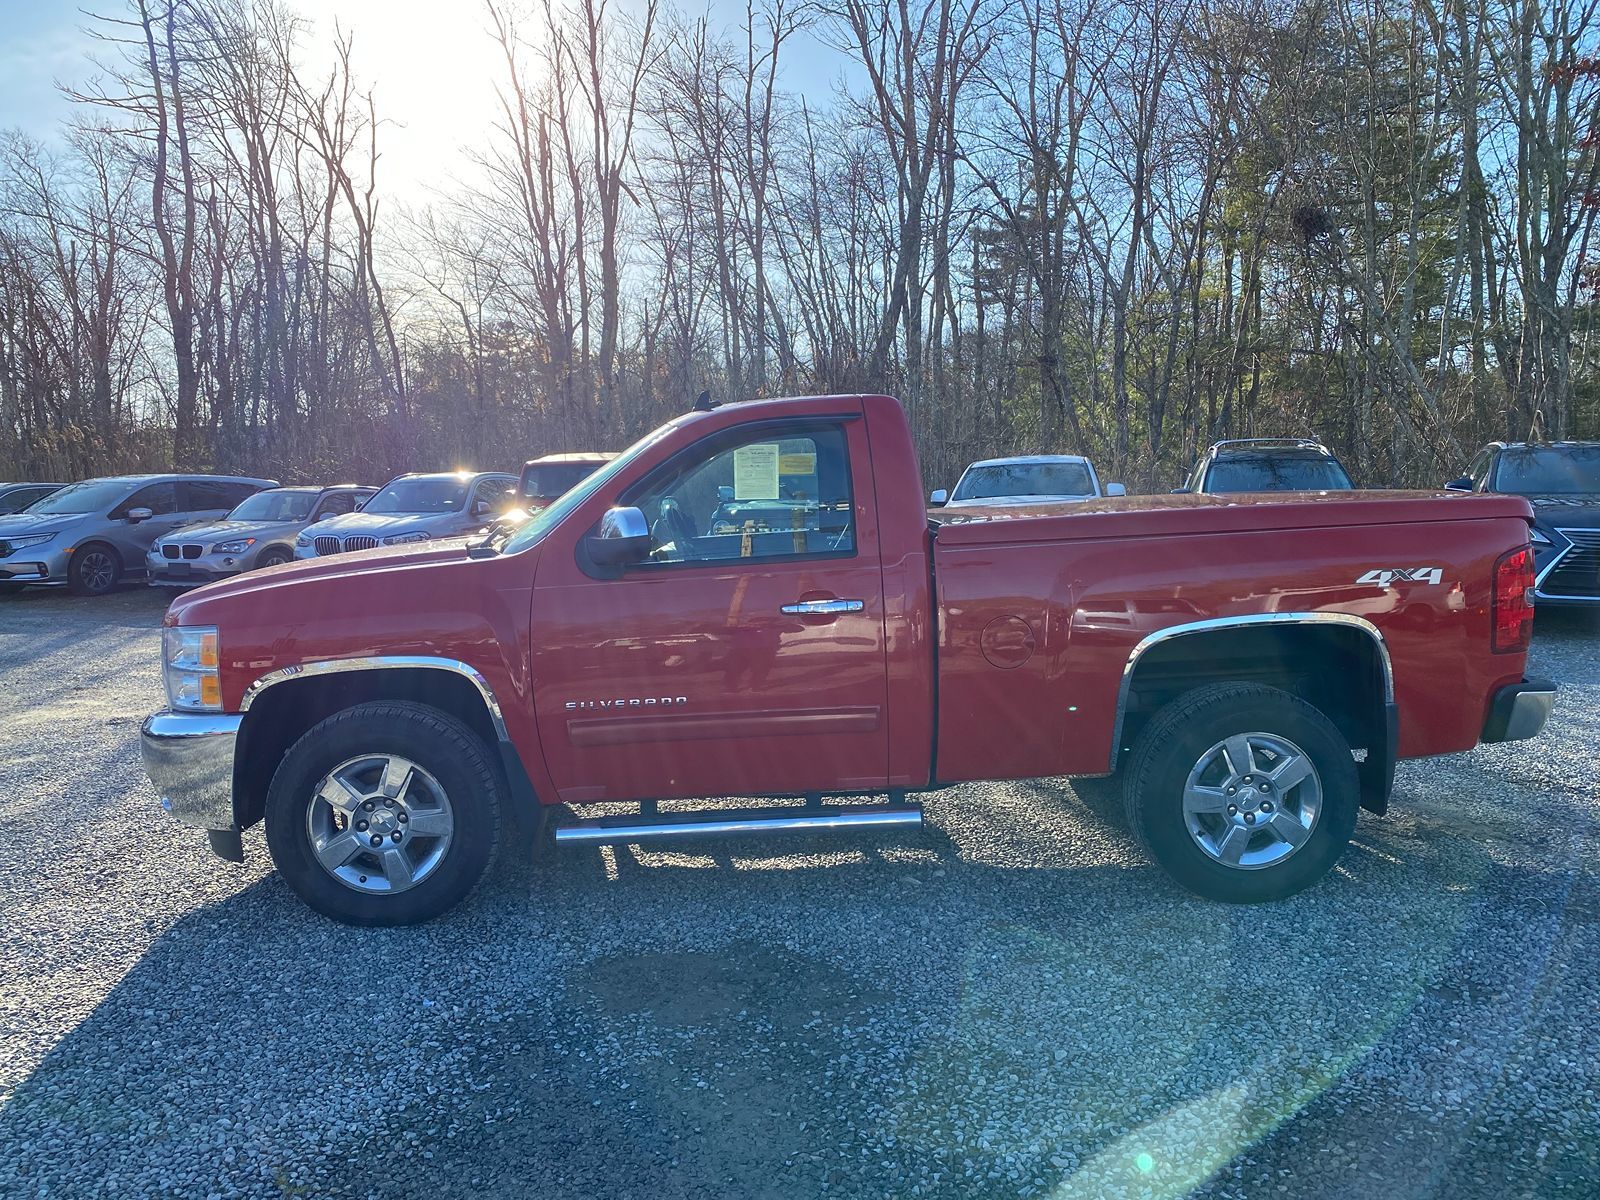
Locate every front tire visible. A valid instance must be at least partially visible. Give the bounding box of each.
[264,702,501,925]
[1123,683,1358,903]
[254,547,293,570]
[67,543,121,596]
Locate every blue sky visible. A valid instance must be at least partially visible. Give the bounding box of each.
[0,0,851,197]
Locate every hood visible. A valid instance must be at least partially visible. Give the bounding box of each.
[170,539,477,616]
[1524,493,1600,528]
[944,493,1096,508]
[311,511,468,536]
[155,518,298,545]
[0,512,87,540]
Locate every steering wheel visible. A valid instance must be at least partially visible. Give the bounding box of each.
[650,498,701,560]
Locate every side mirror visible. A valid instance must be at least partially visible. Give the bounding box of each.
[472,499,492,517]
[929,489,948,507]
[1444,476,1473,492]
[1105,482,1126,497]
[1170,487,1191,495]
[588,506,650,565]
[315,510,334,521]
[126,506,154,524]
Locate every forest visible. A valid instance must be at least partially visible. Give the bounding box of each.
[2,0,1599,493]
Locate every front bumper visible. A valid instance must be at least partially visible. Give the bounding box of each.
[1481,677,1557,743]
[146,548,250,586]
[140,711,241,831]
[0,545,71,584]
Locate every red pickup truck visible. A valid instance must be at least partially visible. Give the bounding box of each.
[141,394,1555,924]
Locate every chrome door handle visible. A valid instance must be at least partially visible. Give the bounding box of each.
[781,599,865,615]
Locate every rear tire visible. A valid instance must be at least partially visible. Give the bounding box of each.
[264,701,501,925]
[67,543,120,596]
[1123,683,1358,903]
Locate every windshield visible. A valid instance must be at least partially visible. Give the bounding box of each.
[22,478,135,515]
[1207,456,1353,492]
[1494,446,1600,495]
[521,463,599,501]
[503,424,679,553]
[952,461,1095,501]
[364,477,469,514]
[227,490,317,522]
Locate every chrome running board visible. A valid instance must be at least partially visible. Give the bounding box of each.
[552,800,923,846]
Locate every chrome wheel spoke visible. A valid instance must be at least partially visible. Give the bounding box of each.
[379,757,414,800]
[1213,825,1250,866]
[407,809,452,838]
[315,830,364,871]
[1268,812,1310,847]
[1268,754,1313,793]
[1223,735,1256,776]
[316,774,365,815]
[380,847,415,889]
[1183,783,1231,815]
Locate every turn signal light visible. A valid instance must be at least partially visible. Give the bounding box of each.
[1492,546,1535,653]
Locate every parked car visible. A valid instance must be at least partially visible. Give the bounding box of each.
[517,453,616,516]
[0,474,276,595]
[1176,438,1354,494]
[0,482,63,515]
[1446,440,1600,605]
[147,485,377,587]
[929,455,1125,507]
[294,471,518,559]
[141,392,1551,926]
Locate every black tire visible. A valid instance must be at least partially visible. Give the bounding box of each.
[265,701,501,925]
[1123,683,1358,903]
[67,542,121,596]
[254,547,293,570]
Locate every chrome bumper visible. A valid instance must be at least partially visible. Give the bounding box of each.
[1481,678,1557,743]
[140,711,242,830]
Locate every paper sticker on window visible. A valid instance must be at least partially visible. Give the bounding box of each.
[779,452,816,476]
[733,444,780,499]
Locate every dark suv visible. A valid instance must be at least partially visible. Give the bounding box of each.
[1447,441,1600,605]
[1177,438,1355,494]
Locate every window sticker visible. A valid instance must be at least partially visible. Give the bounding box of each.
[779,451,816,476]
[733,443,780,499]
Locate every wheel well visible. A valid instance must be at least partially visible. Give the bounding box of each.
[233,668,504,830]
[1117,624,1389,768]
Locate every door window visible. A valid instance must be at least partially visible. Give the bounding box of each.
[473,477,514,513]
[112,482,177,518]
[182,480,253,512]
[1468,449,1493,490]
[625,425,856,565]
[314,491,359,519]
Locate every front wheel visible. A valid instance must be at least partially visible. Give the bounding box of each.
[264,702,502,925]
[254,547,293,570]
[67,543,120,596]
[1123,683,1358,903]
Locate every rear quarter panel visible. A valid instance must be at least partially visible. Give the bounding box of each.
[933,512,1532,782]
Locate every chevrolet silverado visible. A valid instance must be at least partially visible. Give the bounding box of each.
[140,394,1555,924]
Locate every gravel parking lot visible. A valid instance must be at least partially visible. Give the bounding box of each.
[1,587,1597,1199]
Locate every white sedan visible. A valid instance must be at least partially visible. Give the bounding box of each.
[930,455,1125,508]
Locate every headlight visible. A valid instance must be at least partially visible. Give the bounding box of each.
[1529,528,1552,546]
[212,538,256,554]
[382,531,431,545]
[2,533,55,551]
[295,534,311,548]
[163,625,221,712]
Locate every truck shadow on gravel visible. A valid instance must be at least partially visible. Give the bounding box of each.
[5,769,1597,1200]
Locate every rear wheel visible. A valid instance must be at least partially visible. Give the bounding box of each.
[67,543,120,596]
[265,702,501,925]
[1123,683,1358,903]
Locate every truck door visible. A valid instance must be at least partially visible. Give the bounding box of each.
[528,417,890,803]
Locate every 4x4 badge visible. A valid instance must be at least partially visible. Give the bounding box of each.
[1356,567,1444,586]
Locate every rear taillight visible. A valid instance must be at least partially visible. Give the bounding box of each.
[1492,545,1535,653]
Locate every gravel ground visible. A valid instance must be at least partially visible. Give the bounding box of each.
[1,585,1597,1199]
